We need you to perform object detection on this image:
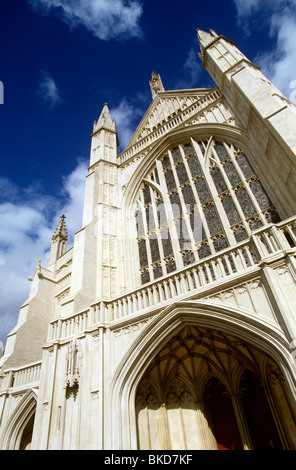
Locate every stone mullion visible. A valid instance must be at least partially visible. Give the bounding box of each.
[213,149,251,236]
[230,393,254,450]
[246,175,269,224]
[191,139,216,254]
[150,187,166,276]
[190,139,217,253]
[206,146,237,246]
[158,403,171,450]
[179,145,202,260]
[140,192,153,281]
[229,146,266,225]
[156,159,183,270]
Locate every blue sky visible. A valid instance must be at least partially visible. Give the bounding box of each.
[1,0,296,348]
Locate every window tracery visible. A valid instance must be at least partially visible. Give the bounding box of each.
[135,138,280,284]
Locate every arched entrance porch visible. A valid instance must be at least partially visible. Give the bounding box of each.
[109,301,296,450]
[135,324,285,450]
[0,388,37,450]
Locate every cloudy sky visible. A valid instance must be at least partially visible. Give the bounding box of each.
[0,0,296,348]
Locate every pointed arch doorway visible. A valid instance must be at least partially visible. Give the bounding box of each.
[204,377,243,450]
[134,325,286,450]
[0,389,37,450]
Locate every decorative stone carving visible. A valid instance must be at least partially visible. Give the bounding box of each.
[65,337,82,389]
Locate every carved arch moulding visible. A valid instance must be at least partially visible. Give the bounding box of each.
[107,301,296,450]
[0,388,38,450]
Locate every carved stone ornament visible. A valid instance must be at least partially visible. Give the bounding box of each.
[65,337,81,388]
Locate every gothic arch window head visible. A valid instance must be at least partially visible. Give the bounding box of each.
[135,137,281,284]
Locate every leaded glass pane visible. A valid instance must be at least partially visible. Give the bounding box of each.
[145,205,155,231]
[141,269,150,284]
[215,142,228,161]
[236,153,255,178]
[187,155,202,177]
[166,257,176,273]
[162,231,173,257]
[162,155,171,170]
[138,239,148,267]
[176,161,189,185]
[233,225,248,242]
[182,184,195,211]
[211,167,227,194]
[190,212,206,243]
[170,191,182,218]
[179,219,191,249]
[156,198,165,226]
[149,237,160,263]
[213,235,228,252]
[248,217,263,231]
[164,168,177,191]
[235,187,257,218]
[153,264,163,279]
[198,242,211,259]
[265,209,281,224]
[172,147,182,163]
[203,203,222,235]
[249,179,272,210]
[222,194,241,226]
[136,211,145,237]
[194,176,210,203]
[182,250,195,266]
[184,143,194,155]
[143,185,151,205]
[223,161,241,186]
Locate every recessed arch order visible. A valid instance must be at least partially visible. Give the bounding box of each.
[108,300,296,450]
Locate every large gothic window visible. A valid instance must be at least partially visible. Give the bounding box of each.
[135,138,280,284]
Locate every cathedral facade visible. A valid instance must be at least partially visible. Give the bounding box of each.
[1,28,296,450]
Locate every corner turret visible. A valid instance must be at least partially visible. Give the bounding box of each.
[149,71,165,99]
[90,103,118,165]
[48,215,68,267]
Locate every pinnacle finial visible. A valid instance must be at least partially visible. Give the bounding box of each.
[149,71,165,99]
[196,28,217,52]
[52,214,68,241]
[93,103,116,133]
[48,215,68,267]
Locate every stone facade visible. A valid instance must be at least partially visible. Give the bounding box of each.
[1,28,296,450]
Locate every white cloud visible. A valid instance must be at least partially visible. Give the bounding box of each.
[0,158,88,346]
[60,158,88,241]
[28,0,143,40]
[232,0,261,18]
[110,99,144,150]
[232,0,296,100]
[175,47,203,89]
[36,71,62,108]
